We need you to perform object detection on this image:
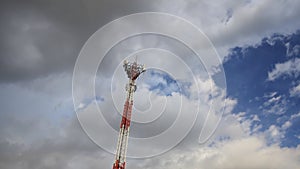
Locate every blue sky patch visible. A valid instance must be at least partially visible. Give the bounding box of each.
[223,31,300,147]
[139,69,191,97]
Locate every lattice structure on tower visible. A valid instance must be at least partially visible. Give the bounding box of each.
[112,59,146,169]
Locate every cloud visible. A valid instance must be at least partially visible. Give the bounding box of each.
[154,0,300,57]
[0,0,90,82]
[290,83,300,97]
[260,92,288,115]
[0,116,110,169]
[267,58,300,81]
[138,137,300,169]
[286,44,300,57]
[0,0,155,83]
[291,112,300,120]
[210,0,300,47]
[282,121,292,130]
[1,0,300,82]
[0,77,111,168]
[265,125,284,144]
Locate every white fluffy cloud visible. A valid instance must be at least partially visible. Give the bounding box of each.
[268,58,300,81]
[290,83,300,97]
[155,0,300,56]
[140,137,300,169]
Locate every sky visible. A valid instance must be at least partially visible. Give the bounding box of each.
[1,0,300,169]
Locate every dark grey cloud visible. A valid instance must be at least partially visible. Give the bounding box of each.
[0,116,108,169]
[2,0,299,83]
[0,81,112,168]
[0,0,155,83]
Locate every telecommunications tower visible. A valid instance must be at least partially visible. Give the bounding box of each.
[112,58,146,169]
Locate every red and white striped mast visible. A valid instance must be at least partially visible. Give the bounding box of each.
[112,58,145,169]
